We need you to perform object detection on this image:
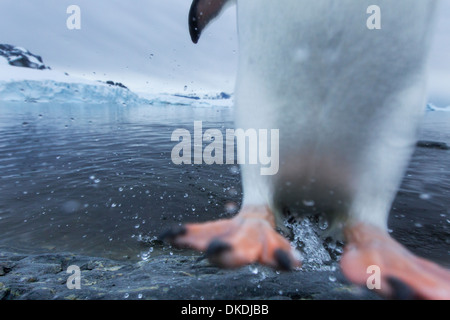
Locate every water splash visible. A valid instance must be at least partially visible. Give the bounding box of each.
[284,216,339,271]
[248,265,259,275]
[302,200,315,207]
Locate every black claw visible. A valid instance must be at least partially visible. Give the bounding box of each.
[387,277,416,300]
[205,239,232,258]
[158,225,187,242]
[274,249,292,271]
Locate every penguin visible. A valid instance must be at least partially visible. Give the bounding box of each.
[161,0,450,299]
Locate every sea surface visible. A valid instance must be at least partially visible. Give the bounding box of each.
[0,101,449,267]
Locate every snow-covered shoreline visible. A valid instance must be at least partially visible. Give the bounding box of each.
[0,61,233,107]
[1,44,446,111]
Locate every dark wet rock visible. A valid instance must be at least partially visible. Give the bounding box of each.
[416,140,449,150]
[0,250,380,300]
[218,92,231,99]
[0,44,49,70]
[204,92,232,100]
[105,81,128,90]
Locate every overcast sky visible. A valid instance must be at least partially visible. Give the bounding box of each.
[0,0,448,105]
[0,0,238,94]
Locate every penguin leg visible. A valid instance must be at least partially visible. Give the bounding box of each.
[160,205,301,270]
[340,223,450,300]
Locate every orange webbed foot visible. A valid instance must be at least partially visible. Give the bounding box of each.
[160,205,301,270]
[340,223,450,300]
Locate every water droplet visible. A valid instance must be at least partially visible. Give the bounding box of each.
[248,265,259,275]
[184,193,188,198]
[229,166,239,174]
[329,275,337,282]
[318,216,328,230]
[111,203,117,208]
[118,187,124,192]
[134,224,140,229]
[89,175,95,180]
[302,200,315,207]
[138,293,143,299]
[414,223,423,228]
[62,200,81,213]
[419,193,431,200]
[94,179,101,184]
[225,202,238,214]
[124,293,129,299]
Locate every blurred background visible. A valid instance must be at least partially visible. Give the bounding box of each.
[0,0,448,105]
[0,0,237,94]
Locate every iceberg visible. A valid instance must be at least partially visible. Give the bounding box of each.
[0,44,49,70]
[0,79,151,105]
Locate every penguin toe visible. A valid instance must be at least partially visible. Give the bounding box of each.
[160,205,302,270]
[341,223,450,300]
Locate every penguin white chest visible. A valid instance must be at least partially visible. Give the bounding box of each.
[233,0,436,227]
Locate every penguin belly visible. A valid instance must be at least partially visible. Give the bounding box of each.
[234,0,437,230]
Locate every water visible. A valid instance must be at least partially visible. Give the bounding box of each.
[284,218,332,270]
[0,101,241,260]
[0,102,449,267]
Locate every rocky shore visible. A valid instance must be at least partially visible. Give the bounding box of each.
[0,250,379,300]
